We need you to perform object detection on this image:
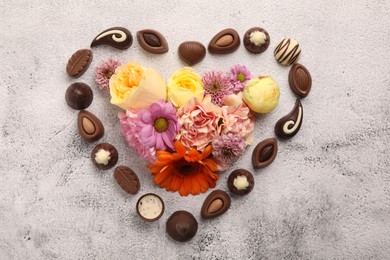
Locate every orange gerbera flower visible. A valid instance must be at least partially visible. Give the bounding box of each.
[147,140,219,196]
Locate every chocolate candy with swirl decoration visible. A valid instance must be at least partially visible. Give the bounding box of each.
[275,99,303,138]
[91,27,133,50]
[274,38,301,66]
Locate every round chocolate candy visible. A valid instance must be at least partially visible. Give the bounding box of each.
[274,38,301,66]
[166,211,198,242]
[65,82,93,110]
[243,27,270,54]
[91,143,118,170]
[227,169,254,196]
[136,193,165,222]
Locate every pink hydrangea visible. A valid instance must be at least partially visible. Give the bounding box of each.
[118,110,156,163]
[221,103,255,144]
[176,95,223,151]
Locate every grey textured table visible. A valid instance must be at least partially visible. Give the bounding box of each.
[1,0,389,259]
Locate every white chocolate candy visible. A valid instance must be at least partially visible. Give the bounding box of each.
[274,38,301,66]
[233,175,250,190]
[137,194,163,220]
[250,31,267,46]
[94,149,111,165]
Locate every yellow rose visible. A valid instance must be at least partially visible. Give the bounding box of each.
[110,62,167,110]
[243,76,280,113]
[167,67,204,108]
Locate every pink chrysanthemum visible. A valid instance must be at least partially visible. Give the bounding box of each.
[119,110,156,163]
[202,71,233,106]
[230,65,252,93]
[136,100,179,151]
[212,133,246,171]
[95,59,122,92]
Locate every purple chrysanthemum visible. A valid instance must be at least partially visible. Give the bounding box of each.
[212,133,246,170]
[95,59,122,92]
[136,100,179,150]
[230,65,252,93]
[202,71,233,106]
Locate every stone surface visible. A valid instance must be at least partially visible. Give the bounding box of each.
[0,0,390,259]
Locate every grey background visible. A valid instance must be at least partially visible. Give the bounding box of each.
[1,0,390,259]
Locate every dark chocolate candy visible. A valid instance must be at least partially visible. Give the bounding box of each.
[91,143,118,170]
[178,41,206,66]
[136,193,165,222]
[137,29,168,54]
[208,28,240,54]
[91,27,133,50]
[65,82,93,110]
[252,138,278,168]
[243,27,270,54]
[200,190,231,219]
[77,110,104,142]
[275,99,303,138]
[289,63,312,98]
[66,49,93,78]
[166,211,198,242]
[114,166,140,195]
[227,169,254,196]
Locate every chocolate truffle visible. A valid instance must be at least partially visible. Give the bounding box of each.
[274,38,301,66]
[227,169,254,196]
[178,41,206,66]
[114,166,140,195]
[243,27,270,54]
[77,110,104,142]
[288,63,312,98]
[275,99,303,138]
[65,82,93,110]
[91,143,118,170]
[252,138,278,168]
[136,193,164,222]
[66,49,93,78]
[166,211,198,242]
[200,190,231,219]
[91,27,133,50]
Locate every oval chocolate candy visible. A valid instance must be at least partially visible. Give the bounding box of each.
[178,41,206,66]
[200,190,231,219]
[137,29,168,54]
[66,49,93,78]
[77,110,104,142]
[289,63,312,98]
[208,28,240,54]
[227,169,254,196]
[91,27,133,50]
[114,165,140,195]
[252,138,278,168]
[275,99,303,138]
[91,143,118,170]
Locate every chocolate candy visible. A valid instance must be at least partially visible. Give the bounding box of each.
[200,190,231,219]
[65,82,93,110]
[66,49,93,78]
[91,27,133,50]
[227,169,254,196]
[77,110,104,142]
[289,63,312,98]
[137,29,168,54]
[208,28,240,54]
[166,211,198,242]
[243,27,270,54]
[178,41,206,66]
[114,166,140,195]
[91,143,118,170]
[136,193,164,222]
[275,99,303,138]
[274,38,301,66]
[252,138,278,168]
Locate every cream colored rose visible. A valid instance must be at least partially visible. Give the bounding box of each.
[243,76,280,113]
[110,62,167,110]
[167,67,204,108]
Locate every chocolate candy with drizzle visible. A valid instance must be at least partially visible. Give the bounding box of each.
[274,38,301,66]
[275,99,303,138]
[91,27,133,50]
